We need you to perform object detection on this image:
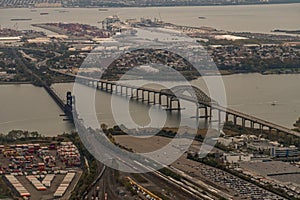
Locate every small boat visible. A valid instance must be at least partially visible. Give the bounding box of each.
[11,18,32,21]
[58,10,69,13]
[40,12,49,15]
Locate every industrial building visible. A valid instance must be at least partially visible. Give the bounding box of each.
[270,146,300,158]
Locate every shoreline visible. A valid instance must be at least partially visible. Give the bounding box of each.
[0,81,31,85]
[1,71,300,86]
[0,80,75,85]
[0,2,300,9]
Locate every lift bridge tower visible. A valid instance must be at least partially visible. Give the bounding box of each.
[65,91,74,121]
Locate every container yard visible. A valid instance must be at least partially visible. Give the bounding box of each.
[0,141,81,174]
[4,174,30,198]
[26,175,47,191]
[0,141,82,199]
[57,142,81,167]
[54,172,76,198]
[42,174,55,187]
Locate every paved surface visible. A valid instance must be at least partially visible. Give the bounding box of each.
[115,135,285,200]
[240,161,300,185]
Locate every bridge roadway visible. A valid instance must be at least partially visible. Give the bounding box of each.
[51,69,300,138]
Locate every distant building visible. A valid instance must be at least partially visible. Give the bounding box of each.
[0,36,22,46]
[34,3,62,7]
[224,153,253,164]
[102,15,121,31]
[270,146,300,158]
[218,136,244,147]
[27,37,51,43]
[214,34,248,41]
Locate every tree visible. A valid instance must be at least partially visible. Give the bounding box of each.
[100,123,108,133]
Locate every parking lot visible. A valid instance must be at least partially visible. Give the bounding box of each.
[173,157,285,200]
[115,135,285,200]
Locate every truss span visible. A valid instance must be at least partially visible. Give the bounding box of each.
[161,85,215,104]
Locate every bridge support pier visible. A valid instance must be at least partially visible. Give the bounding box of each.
[159,94,162,105]
[251,121,254,129]
[136,89,140,100]
[107,83,110,92]
[112,84,116,93]
[148,91,156,105]
[127,87,131,97]
[259,124,263,133]
[168,98,180,110]
[116,85,120,94]
[162,95,168,107]
[154,93,157,104]
[142,90,145,101]
[148,91,151,104]
[134,89,138,99]
[105,83,108,92]
[142,91,148,102]
[131,88,134,98]
[196,104,209,119]
[110,84,113,93]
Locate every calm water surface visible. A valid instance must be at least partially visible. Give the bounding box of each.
[0,84,74,136]
[0,74,299,136]
[0,4,299,135]
[0,3,299,34]
[54,74,300,131]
